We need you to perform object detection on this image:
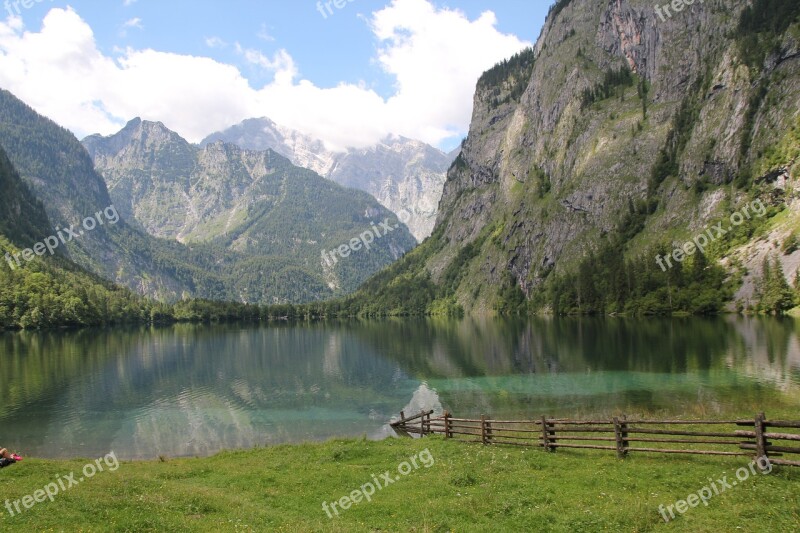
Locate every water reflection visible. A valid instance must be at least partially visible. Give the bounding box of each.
[0,317,797,459]
[353,316,800,419]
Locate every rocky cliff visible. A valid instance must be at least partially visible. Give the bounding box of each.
[351,0,800,315]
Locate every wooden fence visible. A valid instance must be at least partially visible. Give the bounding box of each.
[390,410,800,466]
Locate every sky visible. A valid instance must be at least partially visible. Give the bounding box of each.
[0,0,553,152]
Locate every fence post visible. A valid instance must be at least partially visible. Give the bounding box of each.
[444,411,452,439]
[621,415,629,458]
[755,412,768,465]
[481,415,488,445]
[486,416,493,444]
[613,416,628,459]
[541,416,555,452]
[419,410,426,437]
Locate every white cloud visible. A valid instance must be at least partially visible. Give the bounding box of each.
[0,2,530,151]
[237,45,297,86]
[204,36,226,48]
[122,17,142,29]
[257,23,274,42]
[119,16,142,37]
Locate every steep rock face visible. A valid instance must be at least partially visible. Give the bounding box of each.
[328,138,450,242]
[83,120,417,301]
[201,118,453,241]
[410,0,800,312]
[84,118,196,237]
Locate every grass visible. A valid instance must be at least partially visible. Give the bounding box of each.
[1,435,798,532]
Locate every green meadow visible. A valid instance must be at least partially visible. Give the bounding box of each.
[1,434,798,532]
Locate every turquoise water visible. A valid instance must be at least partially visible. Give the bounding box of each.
[0,316,798,459]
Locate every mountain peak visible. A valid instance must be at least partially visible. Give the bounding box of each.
[138,119,177,135]
[103,118,179,141]
[200,116,286,154]
[84,118,191,159]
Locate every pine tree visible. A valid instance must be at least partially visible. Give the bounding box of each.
[692,250,708,283]
[758,255,794,314]
[770,256,795,313]
[793,268,800,305]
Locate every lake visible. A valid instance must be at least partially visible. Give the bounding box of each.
[1,316,798,460]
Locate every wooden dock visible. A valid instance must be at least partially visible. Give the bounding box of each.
[391,411,800,466]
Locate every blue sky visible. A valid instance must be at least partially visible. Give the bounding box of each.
[0,1,554,151]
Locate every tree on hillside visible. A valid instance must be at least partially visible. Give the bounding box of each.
[757,255,794,314]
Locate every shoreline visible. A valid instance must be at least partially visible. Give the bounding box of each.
[2,435,798,531]
[14,407,799,463]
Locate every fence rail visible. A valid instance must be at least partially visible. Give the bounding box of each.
[390,411,800,466]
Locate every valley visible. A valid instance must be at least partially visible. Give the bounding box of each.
[0,1,798,531]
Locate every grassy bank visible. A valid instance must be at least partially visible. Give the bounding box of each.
[1,436,798,532]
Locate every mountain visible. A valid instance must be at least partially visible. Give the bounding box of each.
[201,118,453,241]
[0,143,160,329]
[0,139,267,330]
[0,89,414,305]
[82,119,417,301]
[0,89,232,302]
[326,0,800,317]
[0,144,51,249]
